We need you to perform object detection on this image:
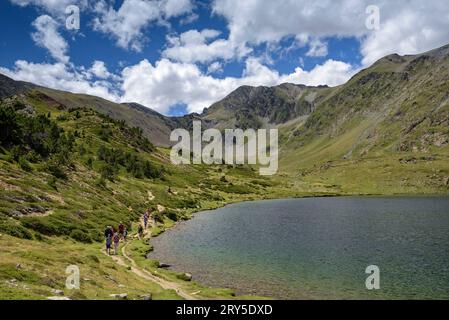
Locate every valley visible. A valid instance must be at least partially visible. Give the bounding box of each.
[1,44,449,299]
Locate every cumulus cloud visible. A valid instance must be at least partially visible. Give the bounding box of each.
[31,15,69,63]
[0,60,119,102]
[212,0,367,45]
[93,0,193,52]
[207,61,223,74]
[9,0,87,18]
[281,60,356,86]
[120,57,356,114]
[361,2,449,65]
[88,60,116,80]
[163,29,250,63]
[6,0,449,117]
[1,52,355,116]
[306,39,328,57]
[212,0,449,66]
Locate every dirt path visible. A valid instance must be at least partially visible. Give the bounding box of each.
[101,239,197,300]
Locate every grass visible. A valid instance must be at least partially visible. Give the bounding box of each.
[0,234,181,300]
[0,92,299,299]
[2,55,449,300]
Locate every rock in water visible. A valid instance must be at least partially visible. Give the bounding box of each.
[177,273,192,281]
[158,263,170,268]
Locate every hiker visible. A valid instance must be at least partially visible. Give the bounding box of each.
[138,224,144,239]
[113,231,120,255]
[118,222,125,239]
[123,227,128,241]
[104,226,113,255]
[143,211,149,229]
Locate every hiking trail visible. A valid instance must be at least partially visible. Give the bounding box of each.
[102,226,198,300]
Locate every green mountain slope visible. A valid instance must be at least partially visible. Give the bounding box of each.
[0,91,296,300]
[278,45,449,193]
[1,44,449,299]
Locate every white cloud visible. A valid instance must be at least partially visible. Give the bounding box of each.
[1,54,355,116]
[162,0,193,17]
[212,0,449,66]
[281,60,356,87]
[306,39,328,57]
[9,0,87,17]
[361,2,449,65]
[7,0,449,118]
[93,0,193,52]
[163,29,250,63]
[207,61,223,74]
[212,0,367,45]
[120,57,356,114]
[31,15,69,63]
[179,13,199,26]
[0,60,119,102]
[88,60,114,79]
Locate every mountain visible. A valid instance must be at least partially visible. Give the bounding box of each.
[1,43,449,195]
[0,74,34,99]
[202,83,331,129]
[0,87,286,300]
[2,44,449,300]
[34,87,179,147]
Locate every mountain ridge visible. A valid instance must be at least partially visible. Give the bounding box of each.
[1,43,449,155]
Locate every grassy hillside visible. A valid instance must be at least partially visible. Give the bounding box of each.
[2,44,449,299]
[0,91,304,300]
[277,46,449,194]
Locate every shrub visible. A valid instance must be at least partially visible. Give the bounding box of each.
[0,220,33,240]
[95,177,107,188]
[70,229,92,243]
[48,177,58,190]
[46,158,67,180]
[86,157,93,169]
[100,163,115,181]
[21,217,71,237]
[26,150,41,163]
[18,156,32,172]
[78,144,87,156]
[153,211,164,223]
[56,114,67,121]
[165,210,178,222]
[87,254,100,263]
[0,106,22,147]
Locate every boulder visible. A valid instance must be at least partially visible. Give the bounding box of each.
[158,263,170,269]
[139,293,153,300]
[184,273,192,281]
[51,289,64,296]
[47,296,70,300]
[109,293,128,300]
[177,273,192,281]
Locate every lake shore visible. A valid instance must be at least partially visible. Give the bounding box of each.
[144,194,449,300]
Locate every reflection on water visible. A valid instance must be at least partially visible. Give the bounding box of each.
[149,197,449,299]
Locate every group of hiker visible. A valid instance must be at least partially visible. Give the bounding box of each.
[104,222,127,255]
[104,209,152,255]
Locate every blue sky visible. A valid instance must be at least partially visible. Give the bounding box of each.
[1,1,449,116]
